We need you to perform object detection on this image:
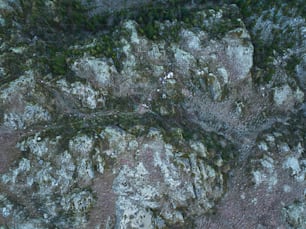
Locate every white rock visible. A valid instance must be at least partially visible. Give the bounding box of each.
[294,87,304,103]
[0,71,35,103]
[252,170,266,186]
[217,67,229,84]
[180,29,202,53]
[58,79,103,109]
[283,157,301,176]
[252,155,278,190]
[296,143,304,155]
[61,191,94,213]
[77,158,95,181]
[56,151,76,193]
[3,113,24,130]
[279,143,290,153]
[72,82,98,109]
[225,40,253,81]
[123,20,141,45]
[3,104,51,130]
[261,156,274,169]
[283,185,292,193]
[0,0,11,10]
[100,126,129,155]
[116,200,154,229]
[9,46,26,54]
[273,85,293,106]
[258,141,268,151]
[69,135,94,155]
[189,141,207,158]
[284,202,306,228]
[296,55,306,89]
[172,45,196,76]
[72,57,116,87]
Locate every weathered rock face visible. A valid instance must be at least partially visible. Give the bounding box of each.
[0,0,305,228]
[0,71,51,130]
[112,128,226,228]
[283,201,306,228]
[0,123,230,228]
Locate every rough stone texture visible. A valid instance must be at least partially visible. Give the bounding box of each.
[71,57,117,87]
[0,124,228,228]
[108,12,254,106]
[0,0,305,228]
[0,70,52,130]
[112,128,224,228]
[297,55,306,90]
[0,133,95,228]
[0,0,14,26]
[196,111,306,228]
[283,201,306,228]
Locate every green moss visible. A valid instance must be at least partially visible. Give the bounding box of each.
[130,1,197,41]
[50,53,68,75]
[285,55,300,74]
[18,0,91,36]
[1,51,30,82]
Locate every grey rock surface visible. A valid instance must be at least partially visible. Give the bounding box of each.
[283,201,306,229]
[0,0,305,228]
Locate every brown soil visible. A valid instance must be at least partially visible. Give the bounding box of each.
[86,169,117,228]
[0,127,21,174]
[196,153,305,228]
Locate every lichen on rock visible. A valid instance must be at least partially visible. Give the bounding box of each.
[112,127,226,227]
[0,0,305,228]
[283,201,306,228]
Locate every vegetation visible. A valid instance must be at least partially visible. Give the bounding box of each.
[1,0,243,79]
[229,0,304,84]
[2,0,302,86]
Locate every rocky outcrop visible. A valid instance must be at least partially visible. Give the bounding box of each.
[0,0,305,228]
[0,123,230,228]
[283,201,306,228]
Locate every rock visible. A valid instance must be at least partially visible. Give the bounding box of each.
[113,163,157,229]
[251,155,278,191]
[69,134,94,156]
[3,104,51,130]
[0,194,13,217]
[223,28,254,81]
[100,126,131,156]
[57,79,104,110]
[0,71,53,130]
[0,132,97,227]
[273,85,293,106]
[0,123,227,227]
[61,190,94,214]
[273,84,304,110]
[71,57,117,88]
[0,1,305,228]
[296,55,306,90]
[283,201,306,228]
[283,157,301,176]
[172,45,197,76]
[0,0,14,26]
[17,134,61,158]
[0,71,35,103]
[180,29,204,54]
[189,140,207,158]
[112,128,225,227]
